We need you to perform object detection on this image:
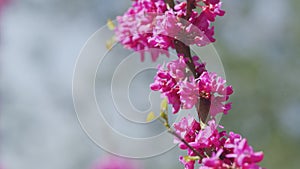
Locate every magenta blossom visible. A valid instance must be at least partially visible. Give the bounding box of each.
[150,64,181,113]
[177,70,233,116]
[92,156,139,169]
[180,155,196,169]
[151,56,233,116]
[198,72,233,116]
[179,78,199,109]
[200,149,226,169]
[174,116,264,169]
[152,1,222,47]
[174,115,201,145]
[150,55,204,113]
[225,133,264,169]
[115,0,226,61]
[114,0,169,62]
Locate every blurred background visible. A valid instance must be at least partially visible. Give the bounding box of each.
[0,0,299,169]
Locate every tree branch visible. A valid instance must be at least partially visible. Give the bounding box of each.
[174,40,198,78]
[164,0,175,9]
[185,0,196,20]
[164,0,210,123]
[168,128,204,158]
[197,97,211,123]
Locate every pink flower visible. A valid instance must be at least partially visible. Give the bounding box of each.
[179,78,199,109]
[173,117,265,169]
[202,0,221,5]
[201,1,225,22]
[152,2,216,47]
[180,156,196,169]
[174,115,200,145]
[198,72,233,116]
[225,133,264,169]
[150,55,234,117]
[167,55,187,80]
[210,96,232,116]
[115,0,169,62]
[115,0,226,61]
[176,56,205,110]
[200,149,226,169]
[190,120,226,151]
[191,56,207,75]
[150,55,207,113]
[150,64,181,113]
[92,156,139,169]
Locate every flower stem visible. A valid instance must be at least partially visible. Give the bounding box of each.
[159,116,204,158]
[168,128,204,158]
[186,0,196,20]
[174,40,198,78]
[164,0,175,9]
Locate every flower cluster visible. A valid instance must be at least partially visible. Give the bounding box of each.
[114,0,170,62]
[198,72,233,116]
[150,56,185,113]
[150,55,233,117]
[113,1,266,169]
[115,0,225,61]
[174,116,265,169]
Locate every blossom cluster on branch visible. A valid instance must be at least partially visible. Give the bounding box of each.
[150,55,233,116]
[115,0,224,61]
[174,116,264,169]
[112,0,266,169]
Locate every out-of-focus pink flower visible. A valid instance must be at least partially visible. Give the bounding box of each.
[92,156,139,169]
[0,0,5,8]
[0,0,8,15]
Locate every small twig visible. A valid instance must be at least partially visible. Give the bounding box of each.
[164,0,175,9]
[174,40,198,78]
[168,128,204,158]
[185,0,196,20]
[159,116,203,158]
[197,97,211,123]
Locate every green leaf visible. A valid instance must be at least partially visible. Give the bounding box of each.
[146,112,156,122]
[160,98,168,111]
[183,156,200,162]
[106,36,115,50]
[107,19,115,30]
